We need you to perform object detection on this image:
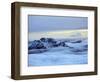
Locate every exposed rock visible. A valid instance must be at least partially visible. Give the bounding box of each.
[84,45,88,48]
[28,40,46,50]
[59,42,66,46]
[40,38,46,42]
[71,40,82,43]
[40,38,55,43]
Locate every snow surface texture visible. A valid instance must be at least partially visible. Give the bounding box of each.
[28,38,88,66]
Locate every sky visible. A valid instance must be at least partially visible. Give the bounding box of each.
[29,29,87,41]
[28,15,88,32]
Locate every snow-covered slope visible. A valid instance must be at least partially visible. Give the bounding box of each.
[28,38,88,66]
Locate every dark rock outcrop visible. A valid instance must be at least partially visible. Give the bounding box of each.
[40,38,55,43]
[71,40,82,43]
[29,38,71,50]
[28,40,46,50]
[84,45,88,48]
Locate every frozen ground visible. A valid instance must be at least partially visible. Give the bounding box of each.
[28,38,88,66]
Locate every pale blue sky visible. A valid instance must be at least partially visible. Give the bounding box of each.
[28,15,88,32]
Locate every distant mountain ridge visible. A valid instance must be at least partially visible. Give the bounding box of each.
[28,37,88,54]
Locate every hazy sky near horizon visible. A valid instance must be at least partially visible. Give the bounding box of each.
[28,15,88,32]
[28,29,87,41]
